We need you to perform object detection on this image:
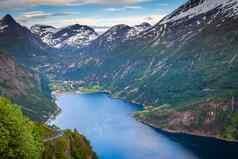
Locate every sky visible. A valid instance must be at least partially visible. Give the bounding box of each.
[0,0,187,30]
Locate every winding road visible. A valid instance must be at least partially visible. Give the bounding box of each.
[43,131,64,143]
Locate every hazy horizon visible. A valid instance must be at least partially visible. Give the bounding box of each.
[0,0,186,30]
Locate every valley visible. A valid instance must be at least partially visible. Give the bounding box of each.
[0,0,238,158]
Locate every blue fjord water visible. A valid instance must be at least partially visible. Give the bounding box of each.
[51,93,238,159]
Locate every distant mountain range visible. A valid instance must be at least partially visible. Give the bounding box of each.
[86,22,151,53]
[0,14,152,56]
[1,0,238,141]
[31,24,98,49]
[30,22,151,51]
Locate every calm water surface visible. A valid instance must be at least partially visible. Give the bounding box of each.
[51,93,238,159]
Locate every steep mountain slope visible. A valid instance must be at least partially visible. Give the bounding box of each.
[0,51,58,121]
[57,0,238,140]
[160,0,238,24]
[31,24,98,49]
[86,22,151,53]
[0,15,49,65]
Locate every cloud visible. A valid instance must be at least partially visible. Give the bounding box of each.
[0,0,25,10]
[26,0,149,5]
[61,18,97,26]
[105,8,123,12]
[40,14,164,28]
[105,5,142,12]
[124,6,142,9]
[0,0,151,9]
[144,15,162,24]
[21,11,51,19]
[16,11,76,23]
[26,0,75,5]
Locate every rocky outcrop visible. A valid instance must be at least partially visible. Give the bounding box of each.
[135,98,238,141]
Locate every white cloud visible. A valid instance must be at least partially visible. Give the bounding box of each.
[96,15,163,26]
[105,8,124,12]
[0,0,151,9]
[105,5,142,12]
[26,0,149,5]
[124,6,142,9]
[16,11,76,23]
[144,15,163,24]
[22,11,51,18]
[31,14,164,28]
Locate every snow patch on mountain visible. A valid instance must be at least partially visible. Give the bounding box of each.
[127,22,151,39]
[0,25,8,32]
[161,0,238,24]
[65,29,98,47]
[101,23,151,43]
[31,24,98,49]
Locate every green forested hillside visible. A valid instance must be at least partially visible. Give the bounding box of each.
[0,97,98,159]
[0,97,43,159]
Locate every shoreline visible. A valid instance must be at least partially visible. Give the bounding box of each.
[47,89,238,143]
[137,118,238,144]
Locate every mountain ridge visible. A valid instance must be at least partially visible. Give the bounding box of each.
[31,23,98,49]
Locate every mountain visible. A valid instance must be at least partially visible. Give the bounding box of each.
[0,50,58,121]
[57,0,238,140]
[31,24,98,49]
[0,14,49,65]
[160,0,238,24]
[84,22,151,54]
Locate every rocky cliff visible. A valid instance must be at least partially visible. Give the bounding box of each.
[0,51,57,121]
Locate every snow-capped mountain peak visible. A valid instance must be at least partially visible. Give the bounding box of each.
[31,25,57,36]
[87,22,152,53]
[161,0,238,24]
[31,24,98,49]
[97,22,152,44]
